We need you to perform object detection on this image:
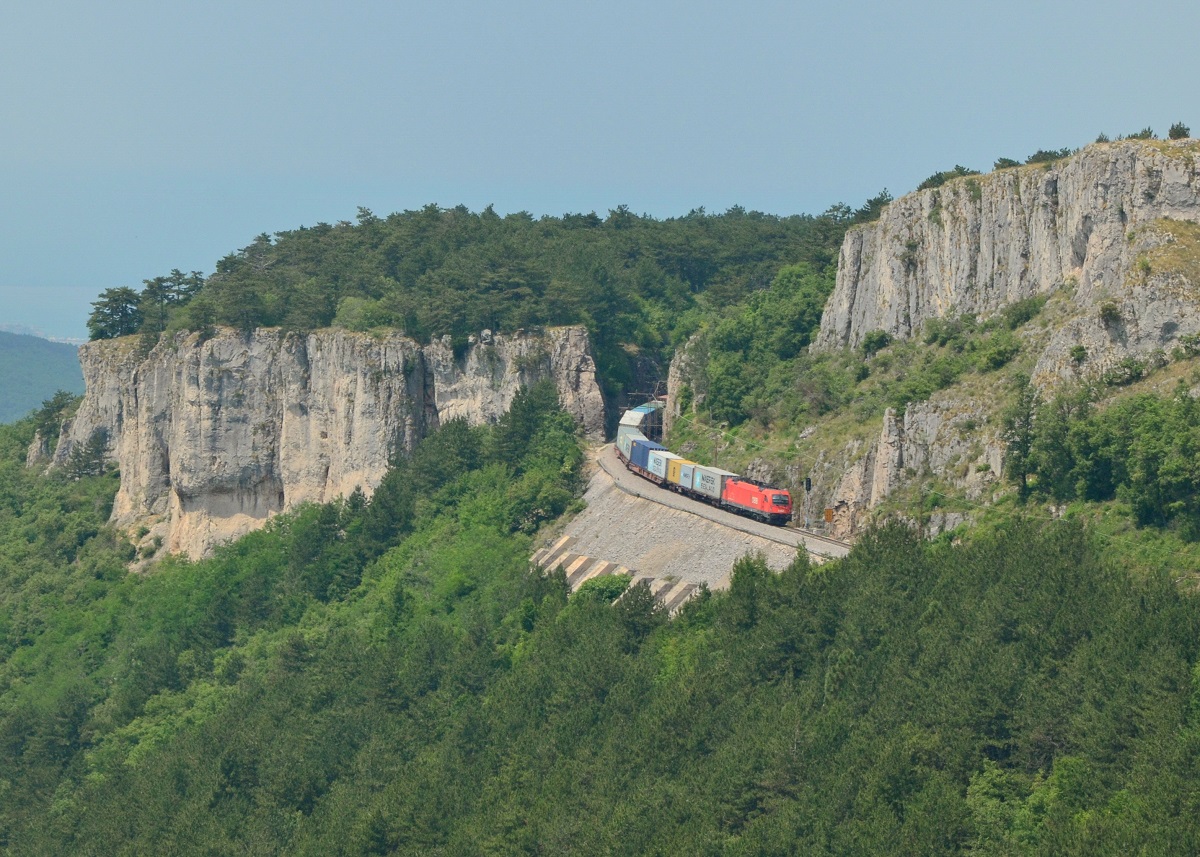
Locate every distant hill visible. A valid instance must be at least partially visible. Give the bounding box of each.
[0,330,84,423]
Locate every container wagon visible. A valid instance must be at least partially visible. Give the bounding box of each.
[613,403,793,526]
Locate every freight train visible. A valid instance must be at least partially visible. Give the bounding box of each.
[615,403,793,525]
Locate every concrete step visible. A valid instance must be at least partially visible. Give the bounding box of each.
[533,544,700,615]
[661,582,698,614]
[537,544,581,573]
[532,540,696,614]
[564,554,600,586]
[531,534,576,568]
[572,560,631,589]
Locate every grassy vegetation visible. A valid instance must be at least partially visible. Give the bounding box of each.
[1143,217,1200,289]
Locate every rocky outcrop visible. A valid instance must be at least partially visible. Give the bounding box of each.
[664,335,704,437]
[52,326,604,559]
[815,140,1200,379]
[25,431,52,468]
[815,400,1002,539]
[796,140,1200,534]
[730,397,1000,540]
[662,141,1200,540]
[424,326,604,433]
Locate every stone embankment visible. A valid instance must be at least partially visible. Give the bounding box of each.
[531,446,847,608]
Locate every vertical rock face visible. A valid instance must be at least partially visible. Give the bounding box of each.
[730,397,1000,540]
[54,326,604,558]
[815,140,1200,375]
[25,431,52,468]
[423,325,605,433]
[815,400,1003,539]
[792,139,1200,534]
[666,141,1200,539]
[663,336,703,438]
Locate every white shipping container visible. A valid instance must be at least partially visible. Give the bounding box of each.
[647,450,681,480]
[691,465,736,500]
[617,427,645,459]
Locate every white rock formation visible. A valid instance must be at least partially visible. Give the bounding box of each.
[816,401,1003,539]
[815,139,1200,381]
[52,326,604,558]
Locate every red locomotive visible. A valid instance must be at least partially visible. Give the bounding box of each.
[721,477,793,525]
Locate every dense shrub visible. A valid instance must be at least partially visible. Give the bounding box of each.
[698,263,837,424]
[999,294,1047,329]
[1026,147,1075,164]
[861,329,893,357]
[917,164,980,191]
[1006,383,1200,539]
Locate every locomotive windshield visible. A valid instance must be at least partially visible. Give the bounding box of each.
[772,494,790,507]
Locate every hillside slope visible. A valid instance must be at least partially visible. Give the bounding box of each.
[0,331,83,423]
[10,149,1200,854]
[667,138,1200,540]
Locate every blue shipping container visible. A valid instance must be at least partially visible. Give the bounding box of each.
[630,438,665,471]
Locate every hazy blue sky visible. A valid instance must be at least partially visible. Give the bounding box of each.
[2,0,1197,339]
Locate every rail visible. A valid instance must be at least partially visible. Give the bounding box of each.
[595,445,851,560]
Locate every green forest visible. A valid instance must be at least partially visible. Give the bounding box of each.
[5,184,1200,852]
[4,386,1200,854]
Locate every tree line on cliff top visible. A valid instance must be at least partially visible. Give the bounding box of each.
[85,197,891,402]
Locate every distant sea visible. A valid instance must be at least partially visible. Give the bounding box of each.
[0,322,87,346]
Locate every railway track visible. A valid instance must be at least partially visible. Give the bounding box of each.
[595,445,850,561]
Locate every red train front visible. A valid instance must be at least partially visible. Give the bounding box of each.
[721,478,793,525]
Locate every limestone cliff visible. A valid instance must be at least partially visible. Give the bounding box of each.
[53,326,604,559]
[815,139,1200,382]
[725,396,1001,541]
[666,140,1200,540]
[813,399,1001,539]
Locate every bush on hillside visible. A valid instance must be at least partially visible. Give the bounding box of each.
[861,329,893,357]
[917,165,979,191]
[1026,147,1075,164]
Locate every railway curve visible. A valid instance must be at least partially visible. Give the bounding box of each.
[595,445,850,561]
